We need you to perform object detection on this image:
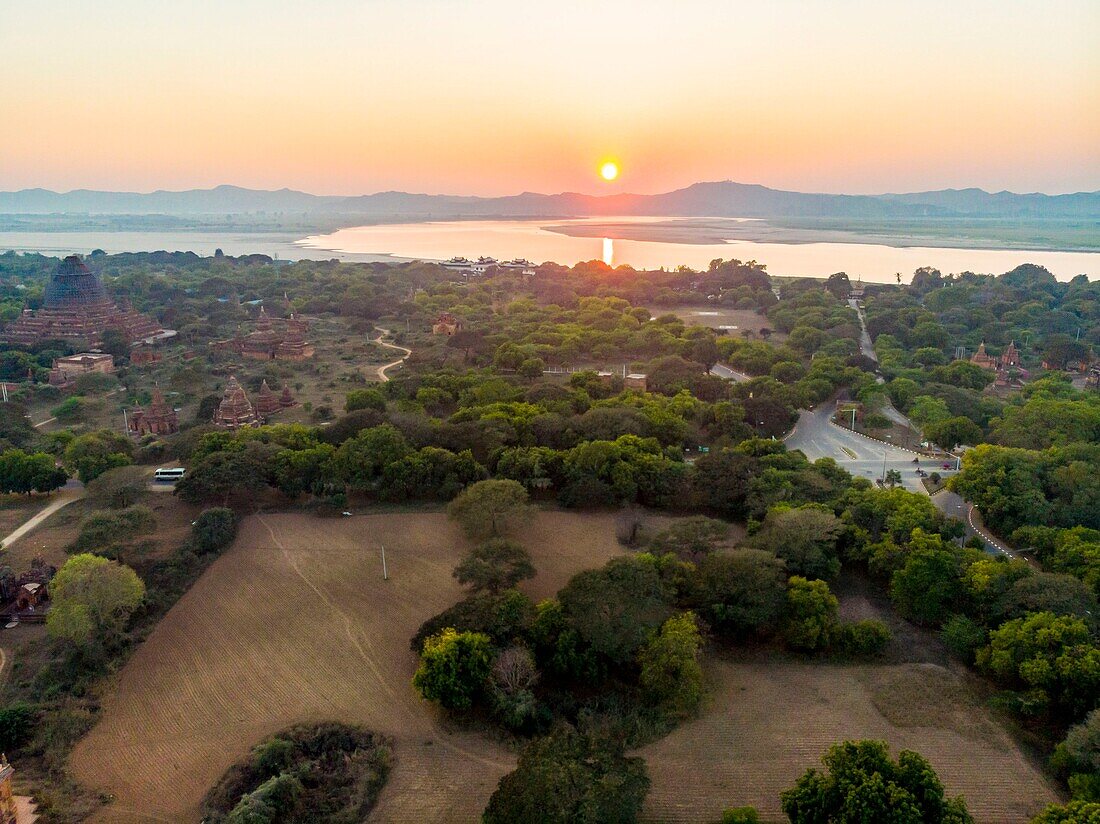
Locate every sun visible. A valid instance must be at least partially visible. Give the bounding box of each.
[600,161,619,181]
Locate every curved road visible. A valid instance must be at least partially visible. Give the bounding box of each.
[784,405,939,494]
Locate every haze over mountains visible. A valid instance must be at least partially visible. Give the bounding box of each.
[2,182,1098,220]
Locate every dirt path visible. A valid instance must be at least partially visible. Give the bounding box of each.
[373,327,411,382]
[0,484,84,549]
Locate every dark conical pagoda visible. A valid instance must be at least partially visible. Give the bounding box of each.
[279,383,296,408]
[213,376,258,429]
[254,379,281,419]
[1,255,170,347]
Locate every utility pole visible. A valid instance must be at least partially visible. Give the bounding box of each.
[380,545,388,580]
[882,451,887,483]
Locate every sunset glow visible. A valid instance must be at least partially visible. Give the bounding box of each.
[0,1,1097,195]
[600,162,620,182]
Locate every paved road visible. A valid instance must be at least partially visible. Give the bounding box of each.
[711,363,751,383]
[849,298,878,364]
[785,404,953,494]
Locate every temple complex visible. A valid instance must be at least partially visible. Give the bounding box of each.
[1,255,170,348]
[213,376,258,428]
[47,352,114,387]
[212,307,314,361]
[432,312,463,335]
[128,387,180,437]
[970,340,1029,386]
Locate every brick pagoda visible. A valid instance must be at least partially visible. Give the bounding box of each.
[129,387,180,436]
[213,376,258,428]
[1,255,170,348]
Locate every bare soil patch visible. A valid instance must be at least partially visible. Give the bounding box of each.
[68,509,629,823]
[640,650,1061,824]
[653,305,785,341]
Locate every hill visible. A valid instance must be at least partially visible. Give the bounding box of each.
[3,181,1097,220]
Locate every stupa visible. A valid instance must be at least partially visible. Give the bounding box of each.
[254,379,281,419]
[213,376,258,428]
[1,255,170,348]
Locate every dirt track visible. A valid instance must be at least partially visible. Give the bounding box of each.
[69,510,626,823]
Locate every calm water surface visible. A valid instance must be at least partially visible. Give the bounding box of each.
[298,217,1097,282]
[2,218,1095,282]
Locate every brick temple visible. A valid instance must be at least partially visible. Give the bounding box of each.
[1,255,172,348]
[213,375,296,428]
[128,387,180,437]
[211,307,314,361]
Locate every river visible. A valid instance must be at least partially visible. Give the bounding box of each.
[1,217,1095,282]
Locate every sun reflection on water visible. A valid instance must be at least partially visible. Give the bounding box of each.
[602,237,614,266]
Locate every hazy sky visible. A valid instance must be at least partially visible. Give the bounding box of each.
[2,0,1097,196]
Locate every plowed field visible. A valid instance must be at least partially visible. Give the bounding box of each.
[640,653,1061,824]
[69,510,627,823]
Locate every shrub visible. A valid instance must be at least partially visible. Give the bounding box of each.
[833,619,891,657]
[941,615,987,663]
[203,723,391,824]
[191,508,238,554]
[483,726,649,824]
[638,612,704,716]
[0,703,35,752]
[69,505,156,555]
[413,628,494,711]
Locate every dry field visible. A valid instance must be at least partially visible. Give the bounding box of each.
[640,652,1062,824]
[68,509,630,823]
[655,305,785,341]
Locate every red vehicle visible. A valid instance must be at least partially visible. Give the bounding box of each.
[942,462,952,470]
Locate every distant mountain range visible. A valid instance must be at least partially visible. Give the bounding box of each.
[1,182,1097,220]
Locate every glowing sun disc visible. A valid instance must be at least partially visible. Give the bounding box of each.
[600,161,619,181]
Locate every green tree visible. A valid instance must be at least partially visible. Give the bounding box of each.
[749,505,842,580]
[330,424,411,491]
[783,576,838,652]
[689,549,787,637]
[483,726,650,824]
[454,538,535,594]
[923,416,984,451]
[175,443,275,505]
[191,508,238,554]
[85,465,147,509]
[0,449,67,495]
[63,430,133,484]
[890,532,967,626]
[780,740,973,823]
[447,479,531,540]
[46,553,145,644]
[977,612,1100,718]
[412,628,494,711]
[344,387,386,413]
[638,611,704,716]
[558,556,672,665]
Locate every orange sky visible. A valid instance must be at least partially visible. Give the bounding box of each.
[1,0,1097,195]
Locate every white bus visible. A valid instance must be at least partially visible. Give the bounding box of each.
[153,467,186,483]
